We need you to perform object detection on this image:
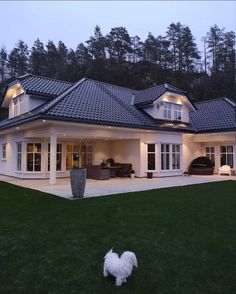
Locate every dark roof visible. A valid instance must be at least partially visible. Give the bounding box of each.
[0,77,195,132]
[41,78,192,131]
[16,73,73,98]
[134,83,187,106]
[2,75,234,134]
[190,98,236,132]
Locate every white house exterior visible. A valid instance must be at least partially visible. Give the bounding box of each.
[0,74,235,184]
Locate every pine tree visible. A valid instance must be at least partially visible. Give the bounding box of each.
[30,39,47,75]
[106,27,133,62]
[45,40,59,78]
[86,25,107,60]
[0,46,8,81]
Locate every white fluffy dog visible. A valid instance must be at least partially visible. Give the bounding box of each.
[103,248,138,286]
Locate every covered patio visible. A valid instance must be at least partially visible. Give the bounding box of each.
[0,174,234,199]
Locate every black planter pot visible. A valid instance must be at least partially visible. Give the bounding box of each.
[70,168,86,198]
[147,172,153,179]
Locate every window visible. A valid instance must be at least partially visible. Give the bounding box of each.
[13,98,18,117]
[11,95,25,118]
[173,104,182,120]
[163,102,172,120]
[81,144,94,166]
[26,143,41,172]
[48,143,62,171]
[16,143,22,171]
[2,143,6,160]
[66,145,79,170]
[163,102,182,121]
[147,144,156,171]
[161,144,170,170]
[172,144,180,169]
[19,95,24,114]
[161,144,181,170]
[206,147,215,167]
[220,145,234,168]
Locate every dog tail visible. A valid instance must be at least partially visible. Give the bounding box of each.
[104,248,113,259]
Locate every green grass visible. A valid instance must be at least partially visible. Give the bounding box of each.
[0,180,235,294]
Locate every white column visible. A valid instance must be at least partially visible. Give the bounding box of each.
[50,134,57,185]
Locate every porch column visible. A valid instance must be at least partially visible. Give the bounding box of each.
[50,134,57,185]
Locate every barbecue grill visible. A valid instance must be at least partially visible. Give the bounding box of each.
[189,156,214,175]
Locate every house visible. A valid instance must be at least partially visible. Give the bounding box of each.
[0,73,235,184]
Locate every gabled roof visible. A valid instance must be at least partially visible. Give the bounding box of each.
[134,83,188,106]
[11,73,73,98]
[40,78,166,129]
[190,98,236,132]
[0,77,195,132]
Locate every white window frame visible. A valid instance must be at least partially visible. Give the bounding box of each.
[172,144,181,169]
[26,142,42,173]
[161,143,170,170]
[173,104,182,120]
[163,102,172,120]
[205,146,215,167]
[2,143,6,160]
[163,102,182,121]
[220,145,234,168]
[16,142,22,171]
[147,143,156,171]
[160,143,181,171]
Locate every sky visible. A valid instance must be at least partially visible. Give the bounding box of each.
[0,0,235,54]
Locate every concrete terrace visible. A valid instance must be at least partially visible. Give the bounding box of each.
[0,175,235,200]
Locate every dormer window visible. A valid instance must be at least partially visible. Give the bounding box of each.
[163,102,182,121]
[163,102,172,119]
[10,94,25,118]
[174,104,182,120]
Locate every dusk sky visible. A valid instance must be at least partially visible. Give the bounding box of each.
[0,1,235,53]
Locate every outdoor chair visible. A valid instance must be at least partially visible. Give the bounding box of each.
[218,165,231,176]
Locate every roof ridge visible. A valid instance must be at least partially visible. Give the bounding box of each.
[17,73,31,80]
[96,81,150,124]
[40,78,87,113]
[194,97,234,105]
[164,83,187,93]
[19,73,73,85]
[135,84,165,95]
[85,77,136,92]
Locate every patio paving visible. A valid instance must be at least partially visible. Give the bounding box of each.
[0,174,235,199]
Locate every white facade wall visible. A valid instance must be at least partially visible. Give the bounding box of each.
[0,132,24,177]
[182,135,203,172]
[94,141,112,165]
[111,140,141,176]
[28,96,46,111]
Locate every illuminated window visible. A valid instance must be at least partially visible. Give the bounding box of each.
[26,143,41,172]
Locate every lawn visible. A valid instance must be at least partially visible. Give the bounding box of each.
[0,180,235,294]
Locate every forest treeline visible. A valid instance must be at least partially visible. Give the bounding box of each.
[0,23,235,102]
